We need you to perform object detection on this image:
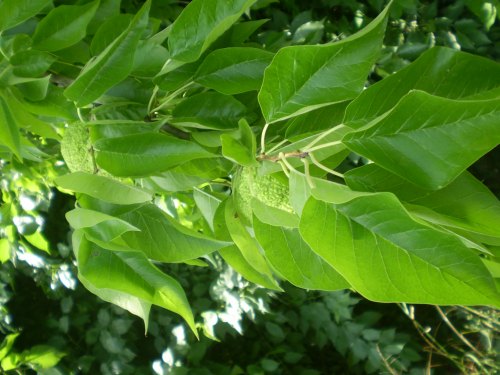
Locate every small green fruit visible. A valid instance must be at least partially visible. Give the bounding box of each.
[233,167,293,223]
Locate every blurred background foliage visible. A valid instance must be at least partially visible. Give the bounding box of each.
[1,0,499,373]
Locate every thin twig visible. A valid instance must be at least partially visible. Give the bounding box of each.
[302,124,344,150]
[435,306,484,358]
[375,344,399,375]
[279,152,297,173]
[266,139,289,154]
[260,123,270,154]
[257,150,308,162]
[304,140,342,153]
[301,158,316,189]
[151,81,193,113]
[147,85,159,114]
[309,153,344,179]
[278,160,290,177]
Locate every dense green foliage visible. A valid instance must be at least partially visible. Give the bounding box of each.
[0,0,499,373]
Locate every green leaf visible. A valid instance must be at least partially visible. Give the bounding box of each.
[285,101,349,139]
[132,40,169,77]
[56,172,152,204]
[73,231,197,335]
[219,245,282,290]
[345,165,500,245]
[195,47,273,94]
[64,0,151,106]
[22,345,65,369]
[32,0,100,51]
[258,3,390,123]
[117,204,229,262]
[224,198,276,280]
[0,333,18,361]
[3,93,60,139]
[88,120,162,141]
[221,118,258,166]
[193,187,223,232]
[253,214,350,290]
[171,92,248,130]
[93,133,213,177]
[141,158,231,193]
[259,125,351,175]
[345,47,500,128]
[66,207,140,244]
[10,50,56,77]
[300,195,500,306]
[251,198,300,228]
[0,239,10,263]
[90,14,134,56]
[13,76,50,101]
[343,91,500,190]
[0,0,51,32]
[0,92,21,159]
[164,0,257,68]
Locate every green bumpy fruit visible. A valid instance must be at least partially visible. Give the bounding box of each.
[61,123,94,173]
[233,167,294,223]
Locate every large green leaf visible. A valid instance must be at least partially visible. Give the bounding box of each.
[163,0,257,70]
[0,0,51,32]
[32,0,99,51]
[64,0,151,106]
[55,172,152,204]
[93,133,213,177]
[0,93,21,159]
[195,47,273,94]
[343,91,500,190]
[171,92,248,130]
[66,207,140,243]
[219,245,282,290]
[90,14,134,56]
[10,50,56,77]
[258,3,390,124]
[345,165,500,245]
[300,195,500,306]
[88,120,162,141]
[117,204,229,262]
[253,215,350,290]
[73,231,197,334]
[224,198,276,280]
[344,47,500,128]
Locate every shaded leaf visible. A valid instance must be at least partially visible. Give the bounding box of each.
[118,204,230,262]
[0,0,51,32]
[195,47,273,94]
[221,118,258,166]
[56,172,152,204]
[343,91,500,189]
[73,231,197,335]
[0,92,21,159]
[163,0,257,69]
[345,165,500,245]
[64,0,151,106]
[32,0,100,51]
[345,47,500,128]
[171,92,248,130]
[94,133,213,177]
[253,214,350,290]
[258,3,390,123]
